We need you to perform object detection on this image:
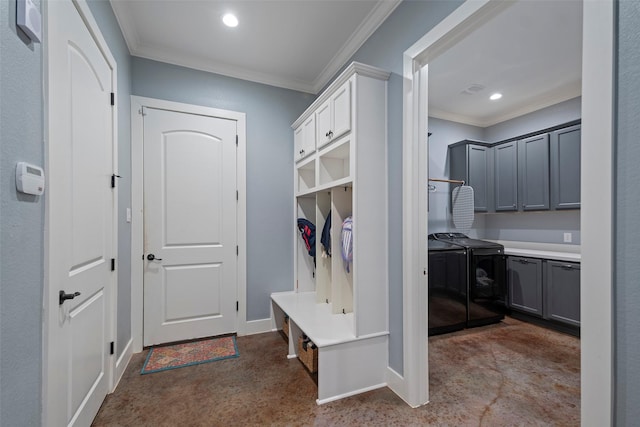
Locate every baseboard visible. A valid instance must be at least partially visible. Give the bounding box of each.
[316,382,387,405]
[239,318,272,336]
[113,338,133,392]
[385,366,424,408]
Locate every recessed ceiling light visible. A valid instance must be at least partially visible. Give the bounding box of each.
[223,13,238,28]
[490,93,503,101]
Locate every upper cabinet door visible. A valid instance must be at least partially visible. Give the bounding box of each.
[317,80,352,149]
[316,99,332,148]
[294,126,304,160]
[518,133,550,211]
[550,125,581,209]
[494,141,518,211]
[295,115,316,162]
[331,80,351,141]
[467,145,491,212]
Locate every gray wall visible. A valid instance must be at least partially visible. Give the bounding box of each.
[615,0,640,424]
[336,0,465,373]
[483,97,581,142]
[131,58,314,321]
[85,0,133,361]
[0,1,44,425]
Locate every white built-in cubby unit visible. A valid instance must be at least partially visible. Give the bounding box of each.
[271,62,390,404]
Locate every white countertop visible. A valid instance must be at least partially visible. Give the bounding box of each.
[487,240,581,262]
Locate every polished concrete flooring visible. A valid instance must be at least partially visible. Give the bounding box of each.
[93,317,580,426]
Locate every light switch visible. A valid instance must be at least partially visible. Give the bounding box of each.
[563,232,572,243]
[126,208,132,223]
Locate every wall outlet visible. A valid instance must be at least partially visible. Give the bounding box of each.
[563,232,572,243]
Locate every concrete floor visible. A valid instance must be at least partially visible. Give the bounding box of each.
[93,317,579,426]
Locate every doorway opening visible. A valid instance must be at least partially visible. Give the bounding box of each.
[401,0,614,423]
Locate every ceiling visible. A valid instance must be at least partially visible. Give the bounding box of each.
[110,0,582,126]
[428,0,583,127]
[110,0,401,94]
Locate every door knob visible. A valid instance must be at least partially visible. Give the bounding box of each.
[59,290,81,305]
[147,254,163,261]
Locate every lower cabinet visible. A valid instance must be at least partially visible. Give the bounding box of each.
[545,260,581,326]
[507,256,580,327]
[508,257,543,316]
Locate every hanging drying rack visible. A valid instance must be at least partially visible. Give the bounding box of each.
[428,178,465,191]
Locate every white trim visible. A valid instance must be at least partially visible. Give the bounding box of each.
[292,62,391,128]
[401,0,615,421]
[43,0,119,422]
[110,1,399,95]
[240,318,273,336]
[113,338,133,390]
[580,0,614,425]
[315,383,387,406]
[385,367,412,406]
[428,84,582,128]
[311,0,401,93]
[130,96,247,353]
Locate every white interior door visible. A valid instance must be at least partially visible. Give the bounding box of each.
[46,0,115,425]
[143,107,238,346]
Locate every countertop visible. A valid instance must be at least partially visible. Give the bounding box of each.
[487,240,581,262]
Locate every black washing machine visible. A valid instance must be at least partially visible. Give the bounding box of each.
[429,233,507,328]
[427,239,467,335]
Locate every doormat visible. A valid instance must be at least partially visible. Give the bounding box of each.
[141,335,239,374]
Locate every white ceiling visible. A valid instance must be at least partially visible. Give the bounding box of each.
[110,0,582,126]
[110,0,401,94]
[428,0,583,127]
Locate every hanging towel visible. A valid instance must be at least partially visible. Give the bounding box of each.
[341,216,353,272]
[320,213,331,258]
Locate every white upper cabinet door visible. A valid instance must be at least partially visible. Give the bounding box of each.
[302,115,316,158]
[316,99,332,148]
[294,126,304,160]
[331,80,351,141]
[316,80,352,149]
[295,115,316,162]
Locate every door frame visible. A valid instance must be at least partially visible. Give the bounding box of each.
[43,0,119,423]
[400,0,615,424]
[130,96,247,353]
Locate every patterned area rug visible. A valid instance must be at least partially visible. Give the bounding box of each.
[141,336,239,374]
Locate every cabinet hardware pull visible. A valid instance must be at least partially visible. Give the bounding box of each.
[562,264,574,270]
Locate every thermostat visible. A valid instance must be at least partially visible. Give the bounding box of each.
[16,162,45,196]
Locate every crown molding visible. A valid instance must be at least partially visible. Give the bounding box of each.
[109,0,399,95]
[292,62,390,129]
[109,0,139,54]
[430,83,582,128]
[131,42,317,93]
[311,0,402,93]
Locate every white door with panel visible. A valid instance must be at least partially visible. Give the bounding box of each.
[47,0,115,425]
[143,107,238,346]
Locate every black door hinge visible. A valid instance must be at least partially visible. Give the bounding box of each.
[110,92,115,106]
[236,190,238,201]
[236,135,238,146]
[236,301,239,312]
[111,174,121,188]
[236,246,239,256]
[111,258,115,271]
[110,341,114,355]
